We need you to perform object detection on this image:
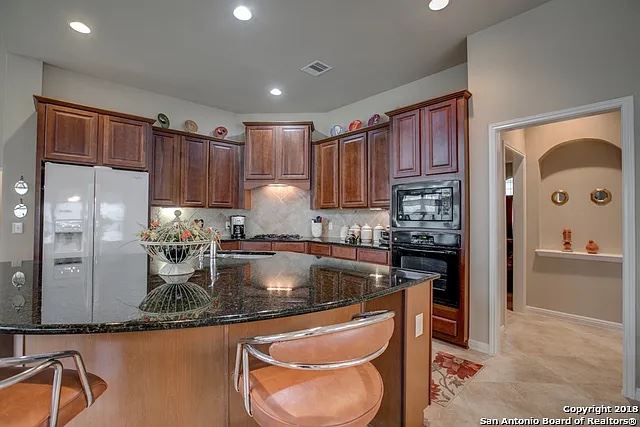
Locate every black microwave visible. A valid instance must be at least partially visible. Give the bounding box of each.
[392,180,461,230]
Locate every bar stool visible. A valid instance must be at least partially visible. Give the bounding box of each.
[0,350,107,427]
[234,310,394,427]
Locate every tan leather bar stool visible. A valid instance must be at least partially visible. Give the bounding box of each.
[234,310,394,427]
[0,350,107,427]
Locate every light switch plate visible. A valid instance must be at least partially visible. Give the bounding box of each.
[415,312,424,338]
[12,223,23,234]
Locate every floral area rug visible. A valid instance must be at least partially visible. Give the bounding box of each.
[431,351,484,407]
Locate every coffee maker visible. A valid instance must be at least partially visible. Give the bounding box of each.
[230,215,246,239]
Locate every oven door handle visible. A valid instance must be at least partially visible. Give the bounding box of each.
[393,247,459,256]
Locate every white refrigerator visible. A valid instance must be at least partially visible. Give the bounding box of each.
[42,163,149,323]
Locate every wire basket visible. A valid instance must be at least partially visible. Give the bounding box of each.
[139,241,211,284]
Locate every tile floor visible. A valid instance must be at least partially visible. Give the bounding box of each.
[424,310,637,426]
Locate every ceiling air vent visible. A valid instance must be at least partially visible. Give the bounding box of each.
[300,61,333,77]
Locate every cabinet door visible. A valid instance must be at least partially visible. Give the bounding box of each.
[277,126,309,180]
[180,136,208,207]
[150,131,180,206]
[391,110,421,178]
[423,99,458,175]
[339,133,368,208]
[245,126,276,180]
[208,142,237,208]
[102,115,150,170]
[313,141,339,209]
[44,104,99,164]
[368,127,390,207]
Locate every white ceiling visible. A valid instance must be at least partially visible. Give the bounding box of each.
[0,0,549,113]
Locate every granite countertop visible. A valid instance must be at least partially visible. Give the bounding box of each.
[222,236,390,250]
[0,252,436,335]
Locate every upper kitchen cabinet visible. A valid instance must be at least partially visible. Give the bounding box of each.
[368,127,390,208]
[243,121,314,190]
[150,130,181,206]
[209,142,239,208]
[149,127,248,209]
[312,123,389,210]
[390,110,421,178]
[244,126,276,180]
[422,99,457,175]
[312,140,340,209]
[339,133,368,208]
[43,103,99,165]
[387,90,470,180]
[101,115,151,170]
[35,96,155,170]
[180,136,209,207]
[277,126,310,180]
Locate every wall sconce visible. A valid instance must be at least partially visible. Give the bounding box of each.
[14,176,28,195]
[13,199,28,218]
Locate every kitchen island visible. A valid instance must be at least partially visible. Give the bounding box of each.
[0,251,436,426]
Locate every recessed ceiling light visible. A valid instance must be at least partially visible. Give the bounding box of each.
[270,88,282,96]
[233,6,252,21]
[428,0,449,11]
[69,21,91,34]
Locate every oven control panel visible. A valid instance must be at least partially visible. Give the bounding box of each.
[393,231,461,248]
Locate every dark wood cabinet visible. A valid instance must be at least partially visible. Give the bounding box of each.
[101,115,150,170]
[368,127,390,207]
[180,137,208,207]
[340,134,368,208]
[277,126,310,180]
[244,122,313,189]
[150,131,181,206]
[208,142,238,208]
[37,97,154,170]
[423,99,457,175]
[386,90,471,348]
[44,104,99,164]
[312,140,340,209]
[391,110,421,178]
[244,126,276,180]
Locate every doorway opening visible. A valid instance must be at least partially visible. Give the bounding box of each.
[488,97,635,398]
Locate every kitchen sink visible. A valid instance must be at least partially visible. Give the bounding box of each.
[216,251,276,260]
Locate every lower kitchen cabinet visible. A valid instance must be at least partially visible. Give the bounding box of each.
[357,248,389,265]
[240,241,273,251]
[272,242,306,253]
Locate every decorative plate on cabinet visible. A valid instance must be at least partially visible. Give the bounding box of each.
[214,126,228,139]
[157,113,170,128]
[348,120,363,131]
[184,120,198,133]
[330,125,345,137]
[367,114,381,126]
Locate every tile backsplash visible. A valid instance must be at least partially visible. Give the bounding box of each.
[151,186,389,238]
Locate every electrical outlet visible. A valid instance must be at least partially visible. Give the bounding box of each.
[328,221,333,231]
[415,313,424,338]
[11,223,23,234]
[225,221,230,230]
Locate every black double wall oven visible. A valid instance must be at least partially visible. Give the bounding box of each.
[391,180,462,309]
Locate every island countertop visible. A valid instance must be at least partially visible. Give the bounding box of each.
[0,252,437,335]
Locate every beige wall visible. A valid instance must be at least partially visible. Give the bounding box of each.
[466,0,640,347]
[522,112,622,323]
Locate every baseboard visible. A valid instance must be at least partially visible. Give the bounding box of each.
[526,306,622,330]
[468,339,490,354]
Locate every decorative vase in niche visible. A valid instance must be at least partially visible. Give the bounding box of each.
[562,229,573,252]
[585,240,599,254]
[311,222,322,238]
